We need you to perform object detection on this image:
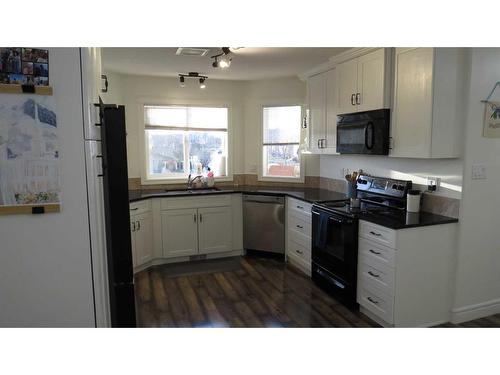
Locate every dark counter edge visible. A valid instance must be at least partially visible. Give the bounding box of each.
[128,187,459,229]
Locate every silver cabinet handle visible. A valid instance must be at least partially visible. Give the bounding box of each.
[194,214,197,222]
[370,231,382,237]
[351,94,356,105]
[296,225,303,229]
[368,271,380,278]
[199,214,202,222]
[136,221,140,231]
[356,92,361,105]
[367,297,379,305]
[369,249,381,255]
[317,139,321,149]
[130,207,138,211]
[321,139,326,148]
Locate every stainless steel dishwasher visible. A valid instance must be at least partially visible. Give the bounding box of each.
[243,194,285,254]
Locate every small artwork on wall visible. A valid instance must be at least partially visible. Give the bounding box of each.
[0,47,49,86]
[483,101,500,138]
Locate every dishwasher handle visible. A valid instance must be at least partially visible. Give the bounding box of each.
[242,194,284,204]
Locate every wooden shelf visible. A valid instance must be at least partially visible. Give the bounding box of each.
[0,84,53,95]
[0,203,60,215]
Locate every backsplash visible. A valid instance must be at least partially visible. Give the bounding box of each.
[128,174,460,218]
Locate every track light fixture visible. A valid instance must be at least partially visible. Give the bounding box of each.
[211,47,232,69]
[178,72,208,89]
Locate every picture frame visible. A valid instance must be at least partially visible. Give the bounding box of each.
[483,100,500,138]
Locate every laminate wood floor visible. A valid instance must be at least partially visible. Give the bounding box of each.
[133,255,500,328]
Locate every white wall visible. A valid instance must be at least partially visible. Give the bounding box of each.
[103,73,320,180]
[452,48,500,321]
[320,154,463,198]
[0,48,95,327]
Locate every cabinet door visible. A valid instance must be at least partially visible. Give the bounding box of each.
[161,208,199,258]
[324,68,339,154]
[308,73,326,153]
[357,48,387,112]
[198,206,232,254]
[391,48,433,158]
[130,219,137,268]
[134,212,153,266]
[336,58,358,115]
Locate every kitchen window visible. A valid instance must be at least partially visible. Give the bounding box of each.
[261,105,303,180]
[144,105,229,181]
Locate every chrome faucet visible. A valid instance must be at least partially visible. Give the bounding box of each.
[187,174,203,188]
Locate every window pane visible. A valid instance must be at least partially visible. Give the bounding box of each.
[263,106,301,143]
[188,131,227,177]
[146,129,185,177]
[145,106,187,127]
[145,105,228,129]
[263,144,300,178]
[188,107,228,129]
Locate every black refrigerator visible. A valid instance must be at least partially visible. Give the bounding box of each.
[99,101,137,327]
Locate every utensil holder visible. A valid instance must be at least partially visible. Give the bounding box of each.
[347,182,357,199]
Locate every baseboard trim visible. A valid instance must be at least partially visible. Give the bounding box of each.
[451,298,500,324]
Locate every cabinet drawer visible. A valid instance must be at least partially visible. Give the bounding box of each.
[358,237,396,268]
[287,239,311,263]
[287,214,311,238]
[288,228,311,251]
[288,198,312,218]
[161,195,231,210]
[358,284,394,324]
[129,200,151,215]
[358,256,395,296]
[359,220,397,249]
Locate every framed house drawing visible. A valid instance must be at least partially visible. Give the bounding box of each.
[483,100,500,138]
[0,93,60,214]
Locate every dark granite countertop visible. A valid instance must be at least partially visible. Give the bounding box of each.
[357,210,458,229]
[129,185,347,204]
[128,186,458,229]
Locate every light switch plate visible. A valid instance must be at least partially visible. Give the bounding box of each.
[427,177,441,192]
[472,164,487,180]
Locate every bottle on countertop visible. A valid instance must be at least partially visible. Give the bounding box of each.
[206,167,215,187]
[406,189,421,213]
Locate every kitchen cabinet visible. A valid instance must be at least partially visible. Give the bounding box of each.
[161,208,199,258]
[198,206,233,254]
[357,220,457,327]
[131,212,153,267]
[307,68,338,154]
[391,48,465,158]
[286,197,312,275]
[160,195,234,259]
[337,48,391,115]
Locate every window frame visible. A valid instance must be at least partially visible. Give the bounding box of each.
[139,99,234,185]
[258,102,305,183]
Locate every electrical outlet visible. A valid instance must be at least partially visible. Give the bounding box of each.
[472,164,487,180]
[427,177,441,192]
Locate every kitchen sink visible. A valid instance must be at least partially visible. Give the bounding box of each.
[163,187,221,194]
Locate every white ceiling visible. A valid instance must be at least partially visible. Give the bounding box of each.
[102,47,349,81]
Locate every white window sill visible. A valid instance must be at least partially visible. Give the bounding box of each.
[258,176,305,184]
[141,175,233,185]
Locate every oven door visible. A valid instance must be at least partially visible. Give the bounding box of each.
[311,208,358,289]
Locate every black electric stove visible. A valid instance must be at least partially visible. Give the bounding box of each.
[311,175,412,308]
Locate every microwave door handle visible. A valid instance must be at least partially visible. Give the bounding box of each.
[364,122,374,150]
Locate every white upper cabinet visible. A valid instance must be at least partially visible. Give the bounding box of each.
[391,48,465,158]
[337,58,359,115]
[307,68,338,154]
[337,48,391,115]
[308,73,326,153]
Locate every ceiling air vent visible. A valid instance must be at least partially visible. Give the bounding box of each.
[175,47,210,57]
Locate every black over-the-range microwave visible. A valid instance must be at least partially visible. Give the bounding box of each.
[336,109,390,155]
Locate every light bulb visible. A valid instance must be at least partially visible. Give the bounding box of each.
[219,55,231,68]
[199,78,206,89]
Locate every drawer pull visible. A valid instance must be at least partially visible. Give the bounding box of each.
[296,205,304,210]
[369,249,381,255]
[296,250,303,255]
[296,224,303,229]
[367,296,379,305]
[368,271,380,278]
[369,231,382,237]
[130,207,139,211]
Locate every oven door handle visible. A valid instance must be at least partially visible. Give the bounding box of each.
[364,121,374,150]
[312,210,352,224]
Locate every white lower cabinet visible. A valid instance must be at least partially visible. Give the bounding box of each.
[198,206,232,254]
[357,220,457,327]
[285,197,312,275]
[161,208,199,258]
[130,203,153,268]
